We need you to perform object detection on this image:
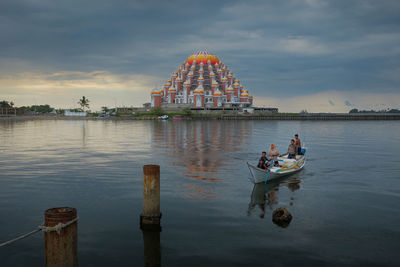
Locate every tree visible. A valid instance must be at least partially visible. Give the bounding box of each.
[349,108,359,113]
[0,100,12,107]
[101,106,109,113]
[78,96,90,111]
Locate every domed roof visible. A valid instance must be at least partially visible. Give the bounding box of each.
[168,86,177,92]
[186,51,219,65]
[213,89,223,96]
[240,91,249,97]
[152,89,161,95]
[227,85,234,92]
[194,86,204,94]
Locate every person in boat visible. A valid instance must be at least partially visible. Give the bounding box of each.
[260,151,268,164]
[258,152,270,169]
[257,159,267,169]
[295,134,302,155]
[268,144,282,167]
[288,139,297,159]
[268,144,279,161]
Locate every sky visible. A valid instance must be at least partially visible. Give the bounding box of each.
[0,0,399,112]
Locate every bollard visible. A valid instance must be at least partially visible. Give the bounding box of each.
[44,207,78,267]
[142,225,161,267]
[140,165,161,227]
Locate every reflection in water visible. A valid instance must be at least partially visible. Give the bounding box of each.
[247,176,301,219]
[142,226,161,267]
[152,121,252,199]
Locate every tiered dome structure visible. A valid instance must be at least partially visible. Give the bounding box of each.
[151,51,253,108]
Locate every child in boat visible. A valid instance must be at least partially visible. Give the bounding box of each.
[257,159,266,169]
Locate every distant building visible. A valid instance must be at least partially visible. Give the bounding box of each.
[151,51,254,109]
[64,110,86,116]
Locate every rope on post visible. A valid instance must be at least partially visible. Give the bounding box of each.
[0,217,79,248]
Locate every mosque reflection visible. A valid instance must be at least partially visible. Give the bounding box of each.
[247,175,301,219]
[151,120,252,199]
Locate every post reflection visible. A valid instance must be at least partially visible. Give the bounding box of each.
[247,176,301,219]
[141,225,161,267]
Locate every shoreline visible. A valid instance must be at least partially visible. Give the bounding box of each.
[1,114,400,121]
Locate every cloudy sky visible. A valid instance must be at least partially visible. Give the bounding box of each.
[1,0,399,112]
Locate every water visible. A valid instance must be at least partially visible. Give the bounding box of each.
[0,119,399,266]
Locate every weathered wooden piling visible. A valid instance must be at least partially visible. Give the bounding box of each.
[44,207,78,267]
[140,165,161,227]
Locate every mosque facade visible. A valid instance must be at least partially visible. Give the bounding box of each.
[151,51,253,108]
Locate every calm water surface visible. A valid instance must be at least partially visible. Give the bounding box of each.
[0,120,399,266]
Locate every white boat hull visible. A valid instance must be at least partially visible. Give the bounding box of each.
[247,155,306,183]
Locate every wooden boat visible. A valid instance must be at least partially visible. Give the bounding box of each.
[247,154,306,183]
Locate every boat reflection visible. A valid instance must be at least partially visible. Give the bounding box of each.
[247,175,301,219]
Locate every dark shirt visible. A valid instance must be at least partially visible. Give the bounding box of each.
[260,156,268,164]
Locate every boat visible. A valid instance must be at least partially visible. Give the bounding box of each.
[159,115,169,120]
[247,153,306,183]
[173,116,182,120]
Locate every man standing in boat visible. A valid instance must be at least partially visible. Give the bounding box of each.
[288,139,297,159]
[295,134,302,155]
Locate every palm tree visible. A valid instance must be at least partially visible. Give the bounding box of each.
[78,96,90,111]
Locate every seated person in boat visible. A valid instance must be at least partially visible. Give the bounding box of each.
[257,159,267,169]
[258,152,270,169]
[295,134,302,155]
[260,151,268,164]
[287,139,297,159]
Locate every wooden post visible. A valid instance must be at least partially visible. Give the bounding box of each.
[44,207,78,267]
[140,165,161,227]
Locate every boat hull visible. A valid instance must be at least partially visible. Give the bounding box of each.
[247,155,306,183]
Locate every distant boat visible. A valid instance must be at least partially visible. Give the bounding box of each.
[159,115,169,120]
[247,153,306,183]
[173,116,182,120]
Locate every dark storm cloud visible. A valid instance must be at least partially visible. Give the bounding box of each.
[1,0,400,98]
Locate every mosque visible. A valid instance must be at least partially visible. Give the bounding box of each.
[151,51,254,109]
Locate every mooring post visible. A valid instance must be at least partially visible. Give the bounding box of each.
[140,165,161,227]
[44,207,78,267]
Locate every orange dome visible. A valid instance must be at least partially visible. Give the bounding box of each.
[240,91,248,97]
[227,85,234,92]
[213,90,222,96]
[168,86,176,92]
[194,87,204,94]
[186,51,220,65]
